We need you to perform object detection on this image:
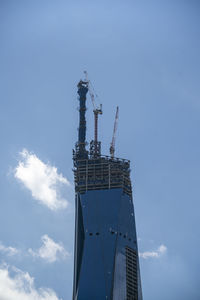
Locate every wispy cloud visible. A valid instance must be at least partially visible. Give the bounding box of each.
[15,149,70,211]
[0,264,61,300]
[0,242,19,256]
[139,244,167,259]
[28,235,70,263]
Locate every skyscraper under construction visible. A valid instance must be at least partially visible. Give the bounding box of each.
[72,78,142,300]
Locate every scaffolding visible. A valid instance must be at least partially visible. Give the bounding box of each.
[73,153,132,197]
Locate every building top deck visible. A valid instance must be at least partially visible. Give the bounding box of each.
[73,152,132,197]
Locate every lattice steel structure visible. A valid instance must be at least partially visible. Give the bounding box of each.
[72,80,142,300]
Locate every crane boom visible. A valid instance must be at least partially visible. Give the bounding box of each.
[110,106,119,158]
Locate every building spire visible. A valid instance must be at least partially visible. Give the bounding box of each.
[76,80,88,159]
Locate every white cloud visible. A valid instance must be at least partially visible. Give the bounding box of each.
[15,149,70,211]
[0,264,61,300]
[0,242,19,256]
[139,244,167,259]
[28,235,70,263]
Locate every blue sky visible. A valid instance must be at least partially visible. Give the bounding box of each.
[0,0,200,299]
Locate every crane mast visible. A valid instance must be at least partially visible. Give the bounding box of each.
[83,71,102,157]
[110,106,119,158]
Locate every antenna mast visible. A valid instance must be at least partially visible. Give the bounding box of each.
[75,79,89,159]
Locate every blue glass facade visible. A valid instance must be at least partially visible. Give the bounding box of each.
[73,186,142,300]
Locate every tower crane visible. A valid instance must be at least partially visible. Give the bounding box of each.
[110,106,119,158]
[83,71,102,156]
